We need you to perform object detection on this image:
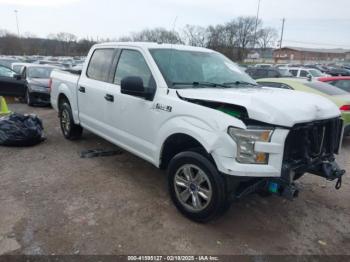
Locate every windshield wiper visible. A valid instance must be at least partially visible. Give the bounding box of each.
[223,81,258,87]
[172,81,228,88]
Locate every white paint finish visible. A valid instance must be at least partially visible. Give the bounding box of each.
[50,42,341,178]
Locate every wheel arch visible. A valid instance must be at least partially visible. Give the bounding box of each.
[56,83,80,125]
[159,132,217,170]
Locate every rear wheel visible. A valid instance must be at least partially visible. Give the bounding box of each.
[168,151,229,222]
[59,101,83,140]
[25,89,34,106]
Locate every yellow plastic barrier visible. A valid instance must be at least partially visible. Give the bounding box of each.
[0,96,11,115]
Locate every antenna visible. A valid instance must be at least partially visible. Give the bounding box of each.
[279,18,285,49]
[167,15,178,90]
[172,16,178,44]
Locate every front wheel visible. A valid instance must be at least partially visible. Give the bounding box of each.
[168,151,229,222]
[59,101,83,140]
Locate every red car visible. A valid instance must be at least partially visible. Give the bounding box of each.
[318,76,350,93]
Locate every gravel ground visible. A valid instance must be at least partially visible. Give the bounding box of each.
[0,104,349,255]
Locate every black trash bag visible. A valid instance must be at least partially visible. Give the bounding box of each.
[0,113,45,146]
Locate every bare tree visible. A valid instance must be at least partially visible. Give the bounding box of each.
[50,32,78,55]
[235,16,260,60]
[182,25,207,47]
[129,28,183,44]
[257,27,278,50]
[0,16,279,60]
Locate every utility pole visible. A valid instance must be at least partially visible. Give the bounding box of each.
[14,10,20,37]
[279,18,285,49]
[253,0,262,49]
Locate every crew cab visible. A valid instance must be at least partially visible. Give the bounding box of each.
[50,42,345,222]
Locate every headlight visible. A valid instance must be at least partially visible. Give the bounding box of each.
[29,85,48,92]
[228,127,274,164]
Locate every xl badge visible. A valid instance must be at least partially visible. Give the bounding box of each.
[155,103,172,112]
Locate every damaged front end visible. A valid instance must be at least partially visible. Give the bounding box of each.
[282,117,345,186]
[236,117,346,201]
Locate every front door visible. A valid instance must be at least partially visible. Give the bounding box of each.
[106,48,158,160]
[0,66,26,97]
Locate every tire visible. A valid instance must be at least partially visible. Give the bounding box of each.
[293,172,304,181]
[25,89,34,106]
[59,101,83,140]
[167,151,228,223]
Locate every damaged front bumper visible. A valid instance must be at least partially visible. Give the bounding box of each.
[234,160,345,201]
[230,117,346,200]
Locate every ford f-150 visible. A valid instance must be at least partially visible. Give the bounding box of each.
[50,42,345,222]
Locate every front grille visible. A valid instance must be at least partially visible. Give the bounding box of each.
[284,118,343,165]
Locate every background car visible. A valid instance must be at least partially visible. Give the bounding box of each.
[254,63,273,68]
[286,67,328,78]
[11,62,31,74]
[0,57,20,68]
[324,67,350,76]
[246,67,293,79]
[319,76,350,93]
[20,65,57,106]
[257,78,350,136]
[0,65,26,97]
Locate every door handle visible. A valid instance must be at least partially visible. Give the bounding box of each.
[78,86,86,93]
[104,94,114,102]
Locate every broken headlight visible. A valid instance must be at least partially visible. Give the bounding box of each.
[228,127,274,164]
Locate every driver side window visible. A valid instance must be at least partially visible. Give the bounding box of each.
[114,49,154,88]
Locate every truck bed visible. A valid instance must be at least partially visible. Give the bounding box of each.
[50,69,80,114]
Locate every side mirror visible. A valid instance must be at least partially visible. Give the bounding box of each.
[121,76,154,100]
[13,74,22,80]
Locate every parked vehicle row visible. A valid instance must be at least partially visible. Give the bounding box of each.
[257,78,350,136]
[249,63,350,77]
[319,76,350,93]
[0,63,56,106]
[50,42,345,222]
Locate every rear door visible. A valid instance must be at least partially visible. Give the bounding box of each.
[77,48,118,134]
[300,70,309,78]
[0,65,26,97]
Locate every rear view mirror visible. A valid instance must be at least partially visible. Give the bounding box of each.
[121,76,154,100]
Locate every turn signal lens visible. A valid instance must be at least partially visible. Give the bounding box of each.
[255,152,268,164]
[340,105,350,111]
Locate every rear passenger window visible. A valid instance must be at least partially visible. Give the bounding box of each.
[267,70,278,78]
[87,49,115,82]
[114,49,153,88]
[289,70,298,77]
[300,70,309,77]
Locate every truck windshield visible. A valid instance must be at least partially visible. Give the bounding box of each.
[149,49,257,88]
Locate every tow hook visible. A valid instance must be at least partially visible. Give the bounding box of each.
[335,177,342,190]
[319,162,345,190]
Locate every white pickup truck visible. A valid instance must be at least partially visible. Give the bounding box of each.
[50,42,345,222]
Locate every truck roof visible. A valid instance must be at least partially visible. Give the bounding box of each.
[94,42,212,52]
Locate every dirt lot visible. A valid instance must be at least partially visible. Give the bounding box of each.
[0,103,349,255]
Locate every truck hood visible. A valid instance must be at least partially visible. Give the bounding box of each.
[177,87,341,127]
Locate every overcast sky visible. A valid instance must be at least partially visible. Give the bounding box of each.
[0,0,350,48]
